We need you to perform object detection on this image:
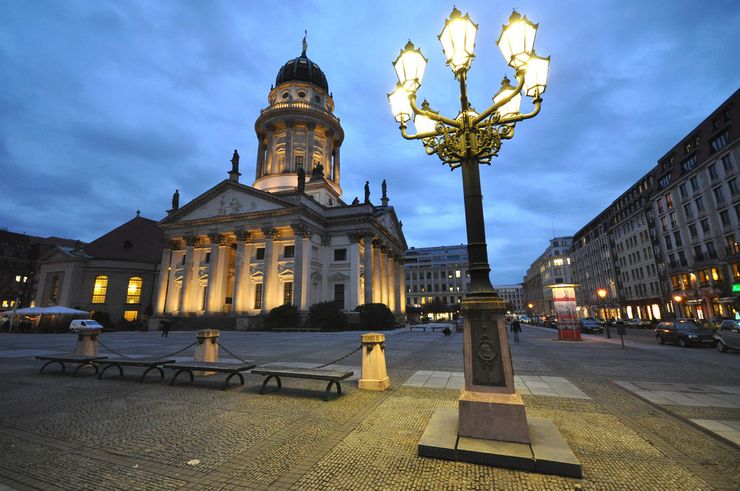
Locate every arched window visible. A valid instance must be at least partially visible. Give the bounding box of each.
[91,275,108,304]
[50,275,60,302]
[126,276,143,304]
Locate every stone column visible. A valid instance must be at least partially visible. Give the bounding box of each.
[178,237,198,313]
[363,237,374,306]
[233,230,253,313]
[306,123,315,169]
[358,333,390,391]
[154,246,172,314]
[372,240,382,304]
[348,234,361,310]
[261,227,279,313]
[332,145,341,184]
[205,233,229,314]
[165,246,181,314]
[265,125,275,175]
[397,257,406,315]
[255,134,266,180]
[386,251,395,312]
[291,223,311,311]
[285,120,294,172]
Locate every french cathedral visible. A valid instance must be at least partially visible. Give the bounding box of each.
[152,41,407,325]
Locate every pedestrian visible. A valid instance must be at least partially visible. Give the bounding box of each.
[161,318,170,338]
[511,319,522,343]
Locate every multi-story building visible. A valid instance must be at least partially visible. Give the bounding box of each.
[493,284,525,313]
[571,210,619,319]
[607,172,664,321]
[522,237,573,316]
[404,245,468,308]
[650,90,740,319]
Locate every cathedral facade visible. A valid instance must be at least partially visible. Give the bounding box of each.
[152,44,407,324]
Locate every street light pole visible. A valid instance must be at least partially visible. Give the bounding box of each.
[389,8,549,446]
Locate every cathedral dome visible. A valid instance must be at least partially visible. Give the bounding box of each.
[275,37,328,92]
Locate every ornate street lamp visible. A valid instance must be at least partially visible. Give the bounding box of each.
[597,287,609,338]
[673,294,684,319]
[390,8,561,464]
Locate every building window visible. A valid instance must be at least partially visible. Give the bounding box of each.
[710,131,728,153]
[665,193,673,209]
[669,212,677,228]
[284,245,295,258]
[334,248,347,261]
[711,267,723,282]
[689,223,698,239]
[334,283,345,309]
[283,282,293,305]
[92,275,108,304]
[713,186,725,203]
[698,269,710,287]
[708,163,719,180]
[204,252,211,264]
[681,155,697,174]
[700,219,710,234]
[722,154,734,172]
[673,231,682,247]
[727,234,740,254]
[126,276,143,304]
[729,178,738,195]
[295,154,304,170]
[733,263,740,280]
[678,183,688,198]
[256,247,265,260]
[695,196,705,212]
[50,275,60,302]
[658,173,672,189]
[671,275,681,290]
[720,209,731,227]
[683,203,692,218]
[123,310,138,322]
[706,240,717,258]
[254,284,263,309]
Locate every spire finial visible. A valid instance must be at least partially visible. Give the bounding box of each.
[302,30,308,56]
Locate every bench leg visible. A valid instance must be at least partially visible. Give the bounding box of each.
[324,381,342,401]
[73,362,98,376]
[223,372,245,391]
[259,375,281,394]
[170,369,194,386]
[140,366,163,383]
[98,364,123,380]
[39,360,64,374]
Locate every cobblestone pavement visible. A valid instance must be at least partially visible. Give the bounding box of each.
[0,326,738,490]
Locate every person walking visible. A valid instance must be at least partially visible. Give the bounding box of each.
[511,319,522,343]
[161,318,171,338]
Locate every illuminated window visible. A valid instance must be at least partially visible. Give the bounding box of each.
[455,270,461,278]
[553,258,563,266]
[126,276,143,304]
[123,310,138,322]
[711,267,723,282]
[254,283,263,309]
[91,275,108,304]
[284,281,293,305]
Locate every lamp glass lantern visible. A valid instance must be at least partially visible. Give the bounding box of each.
[597,288,607,299]
[497,11,538,69]
[414,113,437,134]
[393,41,428,93]
[438,8,478,74]
[522,52,550,97]
[388,84,412,123]
[493,76,522,116]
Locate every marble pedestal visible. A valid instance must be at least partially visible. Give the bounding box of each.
[358,332,390,391]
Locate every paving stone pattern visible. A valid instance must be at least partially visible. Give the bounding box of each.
[0,327,738,489]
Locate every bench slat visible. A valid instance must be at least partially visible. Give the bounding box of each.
[96,358,175,367]
[251,367,353,381]
[163,362,255,372]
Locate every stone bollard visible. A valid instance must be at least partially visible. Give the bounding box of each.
[194,329,219,376]
[74,328,102,356]
[358,332,390,391]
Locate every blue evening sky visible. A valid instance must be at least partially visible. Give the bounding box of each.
[1,1,739,284]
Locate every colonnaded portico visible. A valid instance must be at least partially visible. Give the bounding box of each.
[151,38,407,325]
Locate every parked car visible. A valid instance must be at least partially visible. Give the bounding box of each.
[545,315,558,329]
[701,317,729,331]
[69,319,103,333]
[624,318,651,328]
[654,320,715,347]
[579,318,603,334]
[518,315,530,324]
[714,319,740,352]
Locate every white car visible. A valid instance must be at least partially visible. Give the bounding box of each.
[69,319,103,333]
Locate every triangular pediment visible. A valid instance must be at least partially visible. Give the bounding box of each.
[375,208,407,250]
[162,180,293,224]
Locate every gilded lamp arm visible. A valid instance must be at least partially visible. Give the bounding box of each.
[471,70,526,126]
[409,97,461,128]
[400,123,440,141]
[499,97,542,125]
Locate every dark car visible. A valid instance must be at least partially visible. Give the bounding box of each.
[545,315,558,329]
[579,318,603,334]
[715,319,740,352]
[654,320,715,347]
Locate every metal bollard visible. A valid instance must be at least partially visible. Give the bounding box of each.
[358,333,390,391]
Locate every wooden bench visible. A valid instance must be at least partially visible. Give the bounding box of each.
[96,358,176,383]
[36,355,108,375]
[163,361,256,390]
[251,366,354,401]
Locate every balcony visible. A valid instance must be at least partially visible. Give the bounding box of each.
[258,101,341,126]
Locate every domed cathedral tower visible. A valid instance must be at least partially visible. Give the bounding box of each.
[253,36,344,206]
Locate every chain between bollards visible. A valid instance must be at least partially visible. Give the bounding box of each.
[316,345,362,368]
[216,341,252,364]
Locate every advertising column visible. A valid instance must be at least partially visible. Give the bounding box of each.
[548,284,581,341]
